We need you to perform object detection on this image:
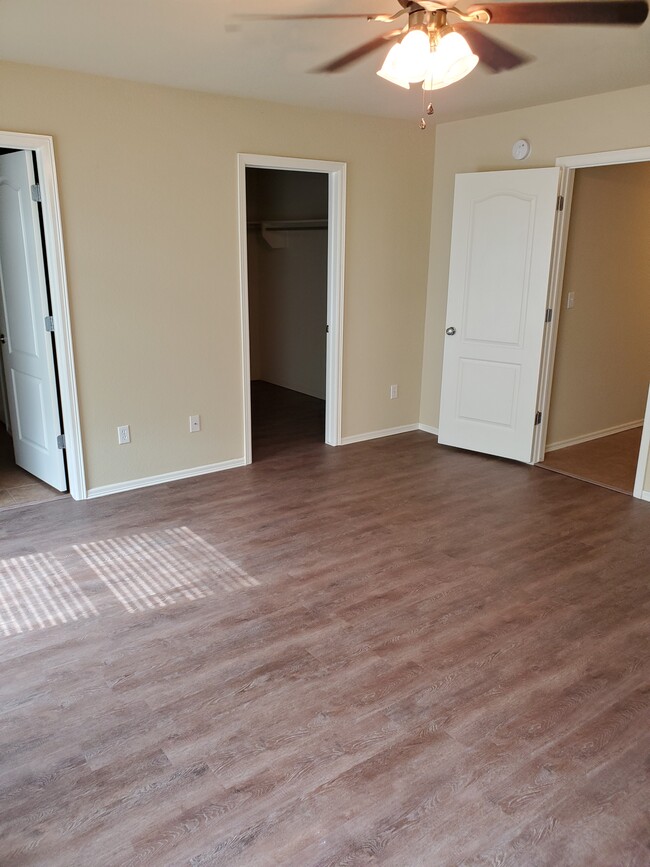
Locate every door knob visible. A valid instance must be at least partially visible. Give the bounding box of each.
[445,326,456,336]
[0,334,5,344]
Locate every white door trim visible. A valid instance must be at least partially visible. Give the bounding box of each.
[531,167,576,464]
[533,146,650,501]
[554,147,650,169]
[0,130,86,500]
[236,153,346,463]
[633,385,650,500]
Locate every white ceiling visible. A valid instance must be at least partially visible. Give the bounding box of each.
[1,0,649,123]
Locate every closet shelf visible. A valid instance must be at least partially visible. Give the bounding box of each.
[248,219,328,249]
[248,219,328,231]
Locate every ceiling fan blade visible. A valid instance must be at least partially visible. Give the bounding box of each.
[236,13,395,20]
[313,29,403,72]
[454,24,532,71]
[467,0,649,25]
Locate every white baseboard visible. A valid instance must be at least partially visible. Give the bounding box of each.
[418,423,439,436]
[546,419,643,453]
[340,424,420,445]
[642,491,650,502]
[87,457,246,499]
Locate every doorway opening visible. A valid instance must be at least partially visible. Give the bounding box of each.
[0,130,85,505]
[534,147,650,500]
[237,154,346,464]
[437,147,650,502]
[246,167,328,460]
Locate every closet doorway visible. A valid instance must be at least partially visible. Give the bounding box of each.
[237,154,346,463]
[537,160,650,495]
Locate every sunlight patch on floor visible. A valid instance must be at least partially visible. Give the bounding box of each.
[74,526,258,613]
[0,552,98,636]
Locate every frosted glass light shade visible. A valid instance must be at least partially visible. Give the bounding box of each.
[399,28,431,82]
[423,31,478,89]
[377,43,411,89]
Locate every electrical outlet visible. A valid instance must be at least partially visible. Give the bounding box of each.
[117,425,130,445]
[567,291,576,309]
[390,384,398,400]
[189,414,201,433]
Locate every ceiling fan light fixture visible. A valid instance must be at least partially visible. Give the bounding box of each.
[424,30,479,89]
[376,43,411,88]
[422,53,453,91]
[398,27,432,82]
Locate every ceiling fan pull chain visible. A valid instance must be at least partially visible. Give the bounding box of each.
[419,84,435,128]
[420,85,428,129]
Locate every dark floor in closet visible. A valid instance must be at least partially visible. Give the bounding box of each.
[251,380,325,461]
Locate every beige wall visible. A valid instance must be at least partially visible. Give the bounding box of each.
[3,59,649,496]
[547,162,650,446]
[419,83,650,493]
[0,61,433,489]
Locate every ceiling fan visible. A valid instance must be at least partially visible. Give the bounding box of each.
[242,1,648,118]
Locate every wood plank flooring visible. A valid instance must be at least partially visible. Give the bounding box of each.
[538,427,643,495]
[0,384,649,866]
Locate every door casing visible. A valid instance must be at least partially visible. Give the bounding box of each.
[0,130,86,500]
[237,153,346,463]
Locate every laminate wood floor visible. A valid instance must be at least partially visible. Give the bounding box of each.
[538,427,643,496]
[1,387,649,866]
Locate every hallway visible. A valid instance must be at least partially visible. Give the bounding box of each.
[0,427,67,511]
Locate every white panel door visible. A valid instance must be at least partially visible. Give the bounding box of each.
[0,151,67,490]
[438,168,560,463]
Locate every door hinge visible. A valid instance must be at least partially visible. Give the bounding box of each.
[31,183,42,203]
[56,434,66,449]
[556,194,564,211]
[534,411,542,426]
[326,324,330,333]
[44,315,55,332]
[545,308,553,323]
